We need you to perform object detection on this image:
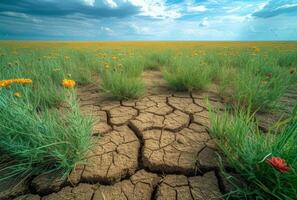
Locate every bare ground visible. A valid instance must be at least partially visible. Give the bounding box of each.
[2,71,296,200]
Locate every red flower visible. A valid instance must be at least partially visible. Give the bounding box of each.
[266,157,289,173]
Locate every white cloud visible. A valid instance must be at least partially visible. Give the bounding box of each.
[104,0,118,8]
[130,23,151,34]
[83,0,95,7]
[127,0,182,19]
[199,17,209,27]
[100,26,115,35]
[0,11,41,23]
[226,6,241,13]
[278,3,297,9]
[187,5,207,12]
[254,2,268,12]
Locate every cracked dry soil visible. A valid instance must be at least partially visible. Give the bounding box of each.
[2,71,296,200]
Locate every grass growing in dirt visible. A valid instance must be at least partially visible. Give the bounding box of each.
[143,51,172,70]
[219,67,291,111]
[210,106,297,199]
[0,41,296,195]
[208,50,295,111]
[0,88,93,182]
[100,70,145,100]
[98,53,146,99]
[0,48,97,108]
[163,56,213,91]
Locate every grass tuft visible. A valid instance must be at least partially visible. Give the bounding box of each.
[143,51,172,70]
[163,57,212,91]
[209,106,297,199]
[100,70,145,100]
[0,88,93,182]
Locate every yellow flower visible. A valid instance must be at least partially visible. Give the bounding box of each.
[104,64,109,69]
[14,92,21,97]
[0,82,7,87]
[62,79,76,88]
[0,79,32,87]
[13,78,33,84]
[254,47,260,53]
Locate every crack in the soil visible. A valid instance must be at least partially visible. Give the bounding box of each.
[127,122,145,170]
[20,82,235,199]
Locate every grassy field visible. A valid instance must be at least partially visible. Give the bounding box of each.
[0,41,296,199]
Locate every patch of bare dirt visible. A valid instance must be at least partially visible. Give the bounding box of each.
[156,172,221,200]
[94,170,160,200]
[42,184,96,200]
[70,126,140,184]
[10,71,235,200]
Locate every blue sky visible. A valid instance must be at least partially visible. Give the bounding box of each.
[0,0,296,40]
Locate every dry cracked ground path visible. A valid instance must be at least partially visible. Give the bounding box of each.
[2,71,296,200]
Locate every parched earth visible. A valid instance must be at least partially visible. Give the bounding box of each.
[2,71,295,200]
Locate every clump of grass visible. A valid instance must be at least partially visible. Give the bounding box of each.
[120,56,144,77]
[99,54,145,100]
[209,106,297,199]
[143,51,172,70]
[232,68,289,111]
[277,52,297,68]
[215,53,293,112]
[0,88,93,183]
[163,57,212,91]
[100,70,145,100]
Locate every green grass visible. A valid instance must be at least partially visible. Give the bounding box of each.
[100,70,145,100]
[163,56,213,91]
[277,52,297,68]
[0,88,93,183]
[211,51,294,112]
[98,53,146,100]
[0,48,96,109]
[220,67,291,111]
[0,42,297,194]
[143,51,172,70]
[209,106,297,199]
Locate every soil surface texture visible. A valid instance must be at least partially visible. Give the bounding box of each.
[3,71,295,200]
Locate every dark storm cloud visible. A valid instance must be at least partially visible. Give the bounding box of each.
[0,0,139,18]
[253,0,297,18]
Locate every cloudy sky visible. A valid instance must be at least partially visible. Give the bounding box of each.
[0,0,296,40]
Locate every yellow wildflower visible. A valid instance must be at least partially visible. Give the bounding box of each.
[13,78,33,84]
[62,79,76,88]
[254,47,260,53]
[104,64,109,69]
[0,79,32,87]
[14,92,21,97]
